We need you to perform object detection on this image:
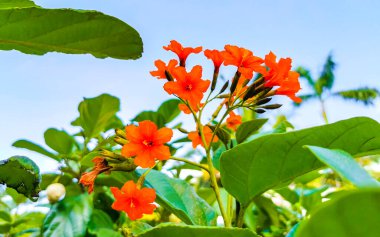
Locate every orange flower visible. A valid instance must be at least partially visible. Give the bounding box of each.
[275,71,302,103]
[79,157,110,193]
[204,49,224,69]
[178,103,204,114]
[164,66,210,111]
[150,59,178,80]
[188,126,218,148]
[111,180,156,220]
[122,121,173,168]
[263,52,302,102]
[163,40,202,66]
[222,45,266,79]
[226,111,242,131]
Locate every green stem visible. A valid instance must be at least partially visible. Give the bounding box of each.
[320,99,329,124]
[236,205,246,228]
[170,156,210,173]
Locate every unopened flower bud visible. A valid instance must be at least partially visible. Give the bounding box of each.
[46,183,66,204]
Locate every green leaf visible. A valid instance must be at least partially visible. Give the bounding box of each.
[236,118,268,144]
[96,228,123,237]
[0,223,11,233]
[137,169,217,226]
[133,111,166,128]
[0,210,11,222]
[136,223,259,237]
[220,117,380,205]
[12,139,59,161]
[305,146,380,188]
[0,156,41,201]
[0,0,37,9]
[73,94,120,139]
[295,189,380,237]
[0,5,142,59]
[42,194,92,237]
[208,125,231,148]
[44,128,76,155]
[315,53,336,92]
[334,87,379,106]
[87,209,114,234]
[295,66,314,87]
[157,99,181,124]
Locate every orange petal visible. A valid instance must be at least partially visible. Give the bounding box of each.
[154,127,173,144]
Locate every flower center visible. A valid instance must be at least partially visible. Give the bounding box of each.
[185,84,193,91]
[143,140,154,147]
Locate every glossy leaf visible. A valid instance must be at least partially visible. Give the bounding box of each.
[42,194,92,237]
[73,94,120,139]
[220,117,380,205]
[296,189,380,237]
[157,99,181,123]
[136,223,259,237]
[0,156,41,201]
[0,4,143,59]
[137,169,217,226]
[305,146,380,188]
[12,139,58,161]
[236,119,268,144]
[44,128,76,155]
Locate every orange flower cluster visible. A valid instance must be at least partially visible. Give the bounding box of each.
[111,180,156,220]
[79,157,110,193]
[122,120,173,168]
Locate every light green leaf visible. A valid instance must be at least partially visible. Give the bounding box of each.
[305,146,380,188]
[96,228,123,237]
[220,117,380,205]
[12,139,58,161]
[0,156,41,201]
[296,189,380,237]
[136,223,259,237]
[137,169,217,226]
[157,99,181,124]
[236,118,268,144]
[88,209,114,234]
[133,111,166,128]
[42,194,92,237]
[0,210,11,222]
[44,128,76,155]
[0,4,142,59]
[73,94,120,139]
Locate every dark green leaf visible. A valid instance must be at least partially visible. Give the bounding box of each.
[305,146,380,188]
[334,87,379,106]
[157,99,181,124]
[12,139,58,161]
[42,194,92,237]
[220,117,380,205]
[136,223,259,237]
[137,169,217,226]
[208,125,231,148]
[296,189,380,237]
[44,128,76,155]
[0,156,41,201]
[73,94,120,139]
[133,111,166,128]
[0,5,142,59]
[236,119,268,144]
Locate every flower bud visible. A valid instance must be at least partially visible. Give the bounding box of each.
[46,183,66,204]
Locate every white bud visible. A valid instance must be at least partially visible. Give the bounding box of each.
[46,183,66,204]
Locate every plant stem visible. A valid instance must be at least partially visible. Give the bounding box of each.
[236,204,246,228]
[170,156,210,173]
[320,99,329,124]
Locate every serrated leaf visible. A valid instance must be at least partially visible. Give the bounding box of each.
[157,99,181,124]
[137,169,217,226]
[42,194,92,237]
[305,146,380,188]
[0,4,143,59]
[44,128,76,155]
[12,140,58,161]
[236,119,268,144]
[220,117,380,205]
[295,189,380,237]
[136,223,259,237]
[0,156,41,201]
[73,94,120,139]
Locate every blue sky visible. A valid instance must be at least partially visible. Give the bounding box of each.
[1,0,379,172]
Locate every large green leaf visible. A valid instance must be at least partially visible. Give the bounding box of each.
[87,209,114,235]
[295,189,380,237]
[0,156,41,201]
[220,117,380,205]
[44,128,76,155]
[306,146,380,188]
[42,194,92,237]
[12,140,58,161]
[236,118,268,144]
[132,111,166,128]
[0,2,142,59]
[73,94,120,139]
[137,169,217,226]
[136,223,259,237]
[157,99,181,124]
